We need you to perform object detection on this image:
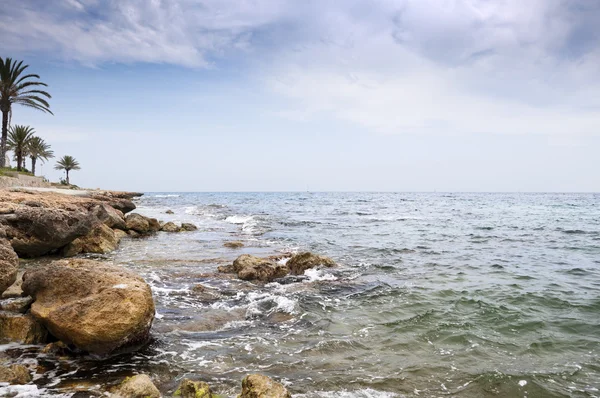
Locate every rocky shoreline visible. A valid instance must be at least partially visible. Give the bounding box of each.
[0,188,335,397]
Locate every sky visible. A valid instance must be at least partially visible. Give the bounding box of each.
[1,0,599,192]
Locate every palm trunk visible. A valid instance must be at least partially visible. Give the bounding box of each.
[0,109,8,168]
[22,156,26,171]
[31,157,36,175]
[16,151,22,172]
[66,170,70,185]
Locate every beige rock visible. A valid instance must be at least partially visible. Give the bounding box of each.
[113,374,160,398]
[238,374,291,398]
[62,223,118,257]
[2,271,23,298]
[0,364,31,384]
[114,228,128,242]
[161,222,180,233]
[180,223,198,232]
[0,312,48,344]
[103,204,127,230]
[286,252,335,275]
[174,379,212,398]
[147,218,161,233]
[0,239,18,295]
[22,259,155,355]
[233,255,289,283]
[0,297,33,313]
[125,213,150,234]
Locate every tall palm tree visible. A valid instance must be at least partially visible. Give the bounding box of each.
[54,155,80,185]
[7,125,34,171]
[0,58,52,168]
[27,136,53,175]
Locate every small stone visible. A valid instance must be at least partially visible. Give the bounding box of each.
[0,297,33,313]
[112,374,160,398]
[224,241,244,249]
[165,210,174,214]
[238,374,291,398]
[286,252,335,275]
[161,222,180,233]
[0,364,32,384]
[174,378,212,398]
[180,223,198,232]
[0,312,47,344]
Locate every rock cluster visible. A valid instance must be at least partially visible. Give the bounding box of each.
[219,252,335,283]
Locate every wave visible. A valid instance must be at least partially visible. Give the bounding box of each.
[153,194,180,198]
[297,389,397,397]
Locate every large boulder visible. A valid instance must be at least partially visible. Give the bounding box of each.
[113,374,160,398]
[238,374,291,398]
[62,223,119,257]
[103,204,127,230]
[0,239,18,295]
[0,312,48,344]
[22,259,155,355]
[174,379,212,398]
[0,204,108,257]
[233,255,289,283]
[286,252,335,275]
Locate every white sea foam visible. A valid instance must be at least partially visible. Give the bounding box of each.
[154,194,180,198]
[245,292,297,317]
[296,389,398,398]
[304,268,337,282]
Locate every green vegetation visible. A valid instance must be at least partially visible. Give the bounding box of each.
[7,125,34,171]
[27,136,53,175]
[0,57,52,168]
[54,155,81,185]
[0,166,33,177]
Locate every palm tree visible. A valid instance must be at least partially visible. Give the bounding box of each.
[7,125,34,171]
[27,136,53,175]
[0,58,52,168]
[54,155,80,185]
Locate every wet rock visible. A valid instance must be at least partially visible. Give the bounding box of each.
[0,296,33,313]
[125,213,150,233]
[0,364,31,384]
[217,264,235,274]
[41,341,72,355]
[147,217,161,232]
[191,284,222,302]
[0,203,109,257]
[114,228,128,242]
[286,252,335,275]
[0,239,18,295]
[103,204,127,230]
[127,230,140,238]
[180,222,198,231]
[238,374,291,398]
[2,271,23,298]
[22,259,155,355]
[165,210,174,214]
[161,221,180,233]
[233,254,289,283]
[112,374,160,398]
[0,312,48,344]
[224,241,244,249]
[62,223,118,257]
[174,378,212,398]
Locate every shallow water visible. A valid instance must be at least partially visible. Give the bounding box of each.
[2,192,599,397]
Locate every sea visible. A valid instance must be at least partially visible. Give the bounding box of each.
[1,192,599,397]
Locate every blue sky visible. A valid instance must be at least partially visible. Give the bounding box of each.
[1,0,599,191]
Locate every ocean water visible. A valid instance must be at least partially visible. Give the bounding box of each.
[2,192,599,397]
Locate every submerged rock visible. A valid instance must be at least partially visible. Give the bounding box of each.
[224,241,244,249]
[113,374,160,398]
[180,222,198,231]
[238,374,291,398]
[233,254,289,283]
[62,223,118,256]
[0,239,18,295]
[0,364,31,385]
[165,210,174,214]
[0,312,48,344]
[22,259,155,355]
[286,252,335,275]
[174,378,212,398]
[161,221,180,233]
